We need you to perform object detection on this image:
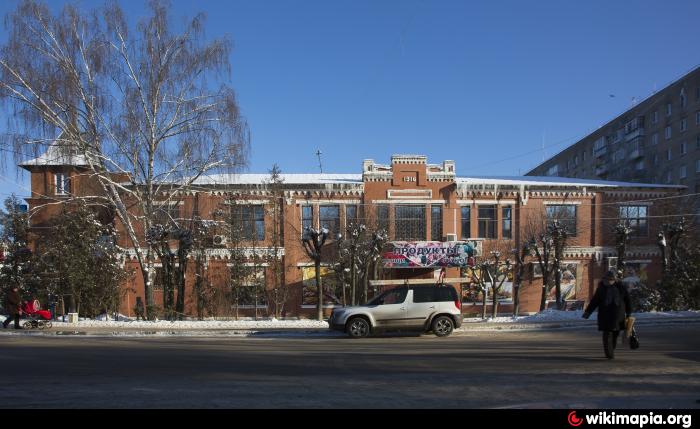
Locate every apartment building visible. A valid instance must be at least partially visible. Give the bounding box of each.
[527,66,700,193]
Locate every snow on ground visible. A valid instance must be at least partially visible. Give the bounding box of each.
[463,309,700,324]
[2,310,699,329]
[44,317,330,329]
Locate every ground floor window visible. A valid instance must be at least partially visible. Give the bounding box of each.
[233,267,267,308]
[301,266,343,306]
[545,262,579,302]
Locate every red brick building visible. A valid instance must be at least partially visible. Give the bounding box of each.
[20,152,683,318]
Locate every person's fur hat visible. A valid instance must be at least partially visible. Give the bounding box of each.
[603,269,618,280]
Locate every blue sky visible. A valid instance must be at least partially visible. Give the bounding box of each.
[1,0,699,199]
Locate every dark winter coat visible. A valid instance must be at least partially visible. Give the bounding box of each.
[4,289,21,316]
[584,281,631,331]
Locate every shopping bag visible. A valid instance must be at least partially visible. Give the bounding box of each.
[629,327,640,350]
[625,316,636,338]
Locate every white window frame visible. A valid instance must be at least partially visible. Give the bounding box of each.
[55,172,69,195]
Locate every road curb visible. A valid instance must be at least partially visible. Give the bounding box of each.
[1,317,699,337]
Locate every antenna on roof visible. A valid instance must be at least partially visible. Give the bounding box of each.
[316,149,323,173]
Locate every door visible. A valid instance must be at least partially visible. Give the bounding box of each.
[370,288,409,328]
[405,287,436,328]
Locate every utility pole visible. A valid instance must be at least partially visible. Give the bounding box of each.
[316,149,323,173]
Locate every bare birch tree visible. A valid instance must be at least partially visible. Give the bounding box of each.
[0,0,249,315]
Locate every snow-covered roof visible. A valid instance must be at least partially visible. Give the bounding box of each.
[193,173,684,189]
[456,176,685,189]
[19,139,88,168]
[193,173,363,185]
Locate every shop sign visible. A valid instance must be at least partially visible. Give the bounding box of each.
[382,241,477,268]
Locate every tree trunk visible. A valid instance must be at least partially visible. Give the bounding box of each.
[539,271,548,312]
[492,286,498,319]
[144,254,156,312]
[364,264,371,304]
[350,250,356,306]
[554,265,563,310]
[176,245,188,320]
[316,259,323,321]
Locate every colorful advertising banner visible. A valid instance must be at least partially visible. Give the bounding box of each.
[382,241,477,268]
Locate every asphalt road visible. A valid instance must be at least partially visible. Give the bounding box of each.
[1,325,699,408]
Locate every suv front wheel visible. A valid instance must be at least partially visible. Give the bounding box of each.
[431,316,454,337]
[347,317,370,338]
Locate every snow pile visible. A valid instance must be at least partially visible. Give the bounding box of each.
[95,313,131,322]
[47,318,330,329]
[463,309,700,324]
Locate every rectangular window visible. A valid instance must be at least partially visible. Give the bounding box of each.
[666,171,672,183]
[394,205,426,241]
[153,266,165,291]
[667,149,672,161]
[666,103,672,117]
[477,205,497,239]
[681,118,687,132]
[502,206,512,239]
[302,206,313,233]
[680,165,687,179]
[619,206,649,238]
[652,110,658,124]
[681,142,687,156]
[651,133,658,145]
[696,159,700,173]
[430,205,442,241]
[232,205,265,241]
[665,126,672,139]
[55,173,70,195]
[546,205,577,236]
[460,206,471,239]
[696,111,700,125]
[376,204,389,233]
[345,205,358,228]
[155,203,180,226]
[319,205,340,237]
[237,267,267,307]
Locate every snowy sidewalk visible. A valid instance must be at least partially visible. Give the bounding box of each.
[1,310,699,337]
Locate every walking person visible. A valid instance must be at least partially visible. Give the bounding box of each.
[582,270,632,359]
[2,286,22,329]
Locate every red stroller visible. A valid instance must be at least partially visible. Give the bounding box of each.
[21,300,53,329]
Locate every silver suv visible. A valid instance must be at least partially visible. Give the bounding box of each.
[329,285,462,338]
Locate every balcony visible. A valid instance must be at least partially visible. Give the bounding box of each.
[594,146,607,158]
[628,147,644,159]
[625,127,645,142]
[595,165,608,176]
[627,137,645,159]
